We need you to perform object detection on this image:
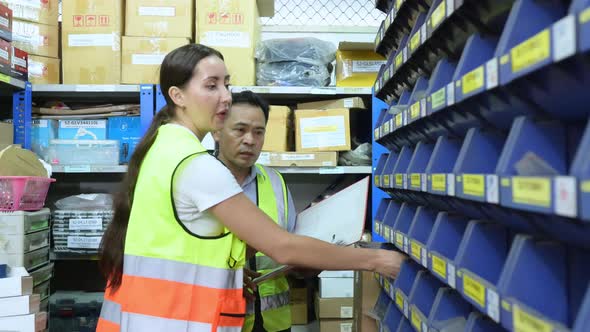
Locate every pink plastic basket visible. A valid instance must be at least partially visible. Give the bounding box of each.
[0,176,56,211]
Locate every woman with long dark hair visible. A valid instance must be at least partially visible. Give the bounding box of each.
[96,44,405,332]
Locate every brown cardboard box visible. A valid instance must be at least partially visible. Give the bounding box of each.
[0,38,11,76]
[122,36,189,84]
[28,55,59,84]
[291,302,308,325]
[12,20,57,58]
[1,0,58,26]
[295,109,351,152]
[62,0,123,84]
[336,42,386,87]
[125,0,193,38]
[290,287,307,303]
[262,105,292,152]
[257,151,337,167]
[297,97,366,110]
[353,271,380,332]
[195,0,260,86]
[0,3,11,42]
[315,293,354,319]
[319,319,354,332]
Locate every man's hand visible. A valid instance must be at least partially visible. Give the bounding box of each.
[243,268,262,301]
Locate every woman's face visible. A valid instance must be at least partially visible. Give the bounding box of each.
[181,55,232,136]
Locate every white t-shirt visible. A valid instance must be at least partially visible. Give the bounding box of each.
[170,125,243,236]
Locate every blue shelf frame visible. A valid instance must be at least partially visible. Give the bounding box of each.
[12,82,32,149]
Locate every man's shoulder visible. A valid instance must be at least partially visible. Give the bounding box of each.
[255,164,285,179]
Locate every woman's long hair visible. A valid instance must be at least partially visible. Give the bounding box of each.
[99,44,224,291]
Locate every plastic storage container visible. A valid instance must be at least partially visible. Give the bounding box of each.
[47,139,119,165]
[49,291,104,332]
[0,177,55,211]
[52,209,114,254]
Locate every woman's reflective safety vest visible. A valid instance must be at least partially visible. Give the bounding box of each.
[96,124,246,332]
[243,165,291,332]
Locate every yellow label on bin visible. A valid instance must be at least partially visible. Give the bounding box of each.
[411,241,422,260]
[463,273,486,307]
[384,278,390,291]
[431,87,446,110]
[374,176,380,186]
[432,174,446,192]
[0,73,9,83]
[384,121,390,133]
[432,255,447,279]
[462,66,484,95]
[511,29,550,73]
[431,2,446,28]
[383,175,391,187]
[410,102,421,119]
[581,181,590,193]
[396,232,404,247]
[396,52,403,68]
[411,307,422,332]
[411,173,421,188]
[410,31,421,52]
[395,113,403,127]
[513,304,552,332]
[512,177,551,207]
[396,174,403,186]
[395,290,404,309]
[463,174,485,197]
[374,128,379,139]
[581,8,590,24]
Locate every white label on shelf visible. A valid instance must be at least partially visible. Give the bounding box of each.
[341,306,353,318]
[485,58,499,89]
[448,264,456,288]
[201,31,250,48]
[422,322,428,332]
[300,116,346,149]
[421,248,427,267]
[403,174,408,190]
[319,167,345,174]
[132,54,166,65]
[404,302,409,318]
[390,228,395,243]
[343,98,354,108]
[403,47,408,62]
[420,99,427,117]
[69,218,102,231]
[63,165,92,173]
[403,237,409,254]
[68,34,115,47]
[446,0,455,17]
[281,154,314,161]
[256,152,270,165]
[352,60,385,73]
[446,83,455,106]
[486,175,499,204]
[33,120,48,127]
[389,119,394,133]
[340,322,353,332]
[138,6,175,17]
[60,120,106,128]
[487,289,500,323]
[552,15,576,62]
[554,176,577,217]
[67,236,102,249]
[420,24,427,44]
[448,174,455,196]
[421,174,427,192]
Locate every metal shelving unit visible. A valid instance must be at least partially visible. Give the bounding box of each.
[371,0,590,331]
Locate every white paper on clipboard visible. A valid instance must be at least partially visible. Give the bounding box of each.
[252,177,370,284]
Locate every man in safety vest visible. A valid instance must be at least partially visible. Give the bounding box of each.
[214,90,297,332]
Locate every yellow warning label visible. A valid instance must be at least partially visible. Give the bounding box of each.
[396,52,403,68]
[396,232,404,247]
[431,87,446,110]
[395,113,403,127]
[432,255,447,279]
[512,177,551,208]
[383,175,391,187]
[411,173,421,188]
[463,174,485,197]
[513,304,552,332]
[501,178,510,187]
[580,7,590,24]
[432,174,446,192]
[411,102,421,119]
[0,73,9,83]
[581,181,590,193]
[462,66,484,95]
[396,290,404,309]
[463,273,486,308]
[411,241,422,260]
[511,29,550,73]
[411,307,422,332]
[431,2,446,29]
[410,31,421,52]
[396,174,403,186]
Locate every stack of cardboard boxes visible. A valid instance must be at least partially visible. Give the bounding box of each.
[316,270,355,332]
[0,267,47,331]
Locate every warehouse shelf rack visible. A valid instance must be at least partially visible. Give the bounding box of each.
[372,1,590,332]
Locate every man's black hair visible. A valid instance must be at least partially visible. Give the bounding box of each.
[231,90,270,124]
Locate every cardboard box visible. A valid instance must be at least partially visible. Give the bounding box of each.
[122,36,189,84]
[62,0,123,84]
[297,97,366,110]
[291,302,308,325]
[315,293,354,319]
[31,119,56,159]
[27,55,59,84]
[319,319,354,332]
[353,271,380,332]
[0,38,11,76]
[257,151,337,167]
[290,287,307,303]
[107,116,141,163]
[319,277,354,298]
[1,0,58,26]
[0,3,11,41]
[262,105,292,152]
[57,120,107,141]
[126,0,193,38]
[195,0,261,86]
[12,20,57,58]
[295,109,351,152]
[336,42,385,87]
[10,45,27,80]
[0,122,12,148]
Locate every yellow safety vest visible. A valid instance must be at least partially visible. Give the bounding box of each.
[243,165,292,332]
[97,124,246,332]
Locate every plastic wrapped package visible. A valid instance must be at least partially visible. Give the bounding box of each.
[339,143,372,166]
[256,61,332,87]
[255,37,336,66]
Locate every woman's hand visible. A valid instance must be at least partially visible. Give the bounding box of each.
[373,250,406,279]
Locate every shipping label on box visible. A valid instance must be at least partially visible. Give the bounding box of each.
[2,0,58,26]
[296,108,351,152]
[336,42,385,87]
[257,152,337,167]
[125,0,193,38]
[315,293,354,319]
[0,3,12,42]
[12,20,57,58]
[297,97,365,110]
[108,116,141,163]
[319,277,355,298]
[28,55,59,84]
[11,45,27,80]
[58,120,107,141]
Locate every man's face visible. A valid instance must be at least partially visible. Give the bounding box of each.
[215,103,266,169]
